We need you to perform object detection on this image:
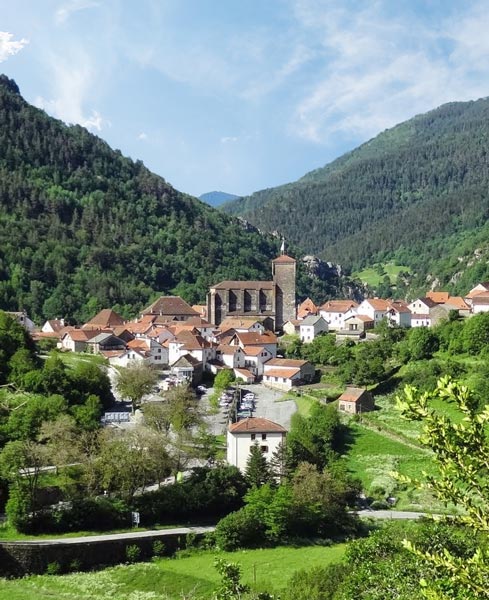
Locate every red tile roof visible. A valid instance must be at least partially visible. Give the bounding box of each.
[83,309,125,329]
[228,417,286,433]
[426,291,450,303]
[320,300,358,313]
[265,358,308,368]
[338,387,369,402]
[263,367,301,379]
[142,296,199,317]
[272,254,296,264]
[236,331,277,346]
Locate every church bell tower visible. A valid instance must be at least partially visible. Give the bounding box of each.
[272,245,296,329]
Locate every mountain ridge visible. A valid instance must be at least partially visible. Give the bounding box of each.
[0,75,354,322]
[222,96,489,294]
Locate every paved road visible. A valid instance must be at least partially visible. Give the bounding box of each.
[356,510,437,520]
[2,526,215,546]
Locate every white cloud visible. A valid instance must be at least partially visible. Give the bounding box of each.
[289,0,489,143]
[0,32,29,62]
[34,55,108,132]
[220,136,239,144]
[138,132,148,140]
[55,0,100,25]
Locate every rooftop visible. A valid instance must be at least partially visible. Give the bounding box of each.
[229,417,287,434]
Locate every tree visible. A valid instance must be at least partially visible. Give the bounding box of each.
[397,376,489,598]
[407,327,439,361]
[0,439,49,526]
[214,369,236,391]
[245,443,270,488]
[115,362,158,412]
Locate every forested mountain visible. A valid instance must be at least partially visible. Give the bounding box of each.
[199,191,239,207]
[223,98,489,293]
[0,75,350,324]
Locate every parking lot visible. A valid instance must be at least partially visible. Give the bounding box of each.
[201,383,297,436]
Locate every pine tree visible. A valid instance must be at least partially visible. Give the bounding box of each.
[269,441,291,484]
[245,443,270,488]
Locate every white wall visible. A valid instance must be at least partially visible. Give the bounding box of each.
[227,430,285,473]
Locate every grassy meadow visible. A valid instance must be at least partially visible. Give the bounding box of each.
[0,544,346,600]
[352,262,410,287]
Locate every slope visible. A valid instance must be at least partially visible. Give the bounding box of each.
[0,75,281,323]
[223,98,489,288]
[0,75,354,324]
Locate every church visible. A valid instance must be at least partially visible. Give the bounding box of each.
[206,252,296,331]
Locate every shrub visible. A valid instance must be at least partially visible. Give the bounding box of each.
[152,540,165,558]
[46,561,61,575]
[284,563,348,600]
[214,508,265,551]
[125,544,141,563]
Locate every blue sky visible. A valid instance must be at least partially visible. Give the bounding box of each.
[1,1,489,197]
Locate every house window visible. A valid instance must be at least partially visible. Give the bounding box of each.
[261,433,267,440]
[251,433,256,440]
[260,446,268,453]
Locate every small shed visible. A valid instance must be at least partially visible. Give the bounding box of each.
[338,387,374,414]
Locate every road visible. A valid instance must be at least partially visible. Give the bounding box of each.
[355,510,437,520]
[2,525,215,545]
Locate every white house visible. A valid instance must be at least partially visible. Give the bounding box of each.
[319,300,359,331]
[408,297,438,327]
[41,318,65,334]
[103,347,146,367]
[262,358,315,390]
[243,346,274,377]
[299,315,328,342]
[471,292,489,314]
[356,299,390,323]
[216,344,246,369]
[385,301,411,327]
[219,317,266,335]
[465,282,489,308]
[127,337,169,366]
[227,417,287,473]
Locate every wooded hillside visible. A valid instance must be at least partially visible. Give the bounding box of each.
[224,98,489,292]
[0,75,347,322]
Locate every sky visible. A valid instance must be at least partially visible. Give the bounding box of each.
[1,0,489,197]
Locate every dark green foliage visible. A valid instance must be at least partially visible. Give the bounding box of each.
[287,403,344,470]
[245,443,271,488]
[0,311,37,384]
[214,507,265,551]
[224,97,489,294]
[125,544,142,564]
[0,77,343,321]
[134,466,247,526]
[283,563,348,600]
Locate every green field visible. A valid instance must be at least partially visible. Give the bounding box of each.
[342,392,464,512]
[0,544,346,600]
[353,263,410,287]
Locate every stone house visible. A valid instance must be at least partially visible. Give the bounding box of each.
[338,387,374,414]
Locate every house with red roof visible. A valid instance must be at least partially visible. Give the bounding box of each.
[338,387,375,414]
[262,358,315,390]
[227,417,287,473]
[319,300,359,331]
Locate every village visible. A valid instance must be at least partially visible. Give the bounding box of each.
[8,254,489,395]
[4,250,489,474]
